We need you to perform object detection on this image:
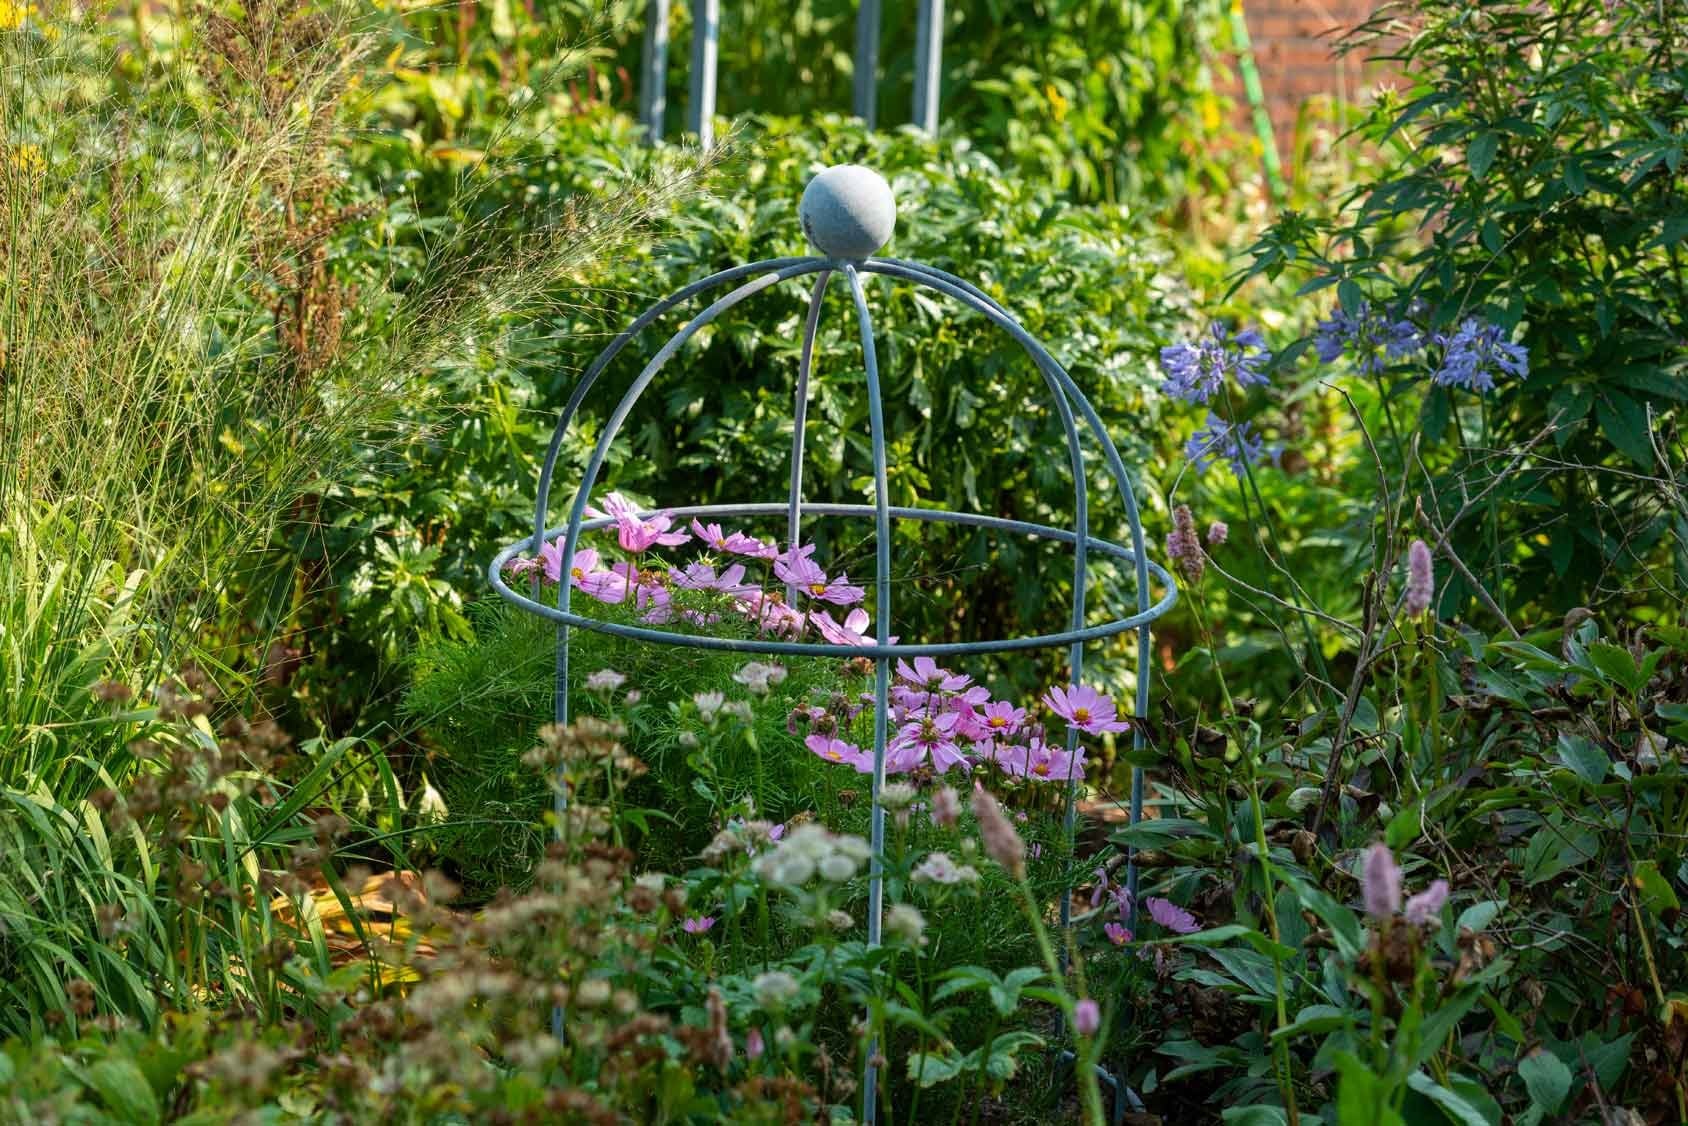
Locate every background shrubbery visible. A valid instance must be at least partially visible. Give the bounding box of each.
[3,0,1685,1122]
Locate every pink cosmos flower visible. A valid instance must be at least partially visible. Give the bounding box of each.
[546,546,630,604]
[895,656,972,694]
[980,700,1027,736]
[811,608,897,647]
[671,561,754,596]
[737,590,806,638]
[997,738,1086,783]
[1043,684,1130,735]
[889,711,968,773]
[682,915,717,935]
[805,734,872,772]
[1145,896,1199,935]
[690,519,777,559]
[589,492,691,552]
[1104,922,1131,946]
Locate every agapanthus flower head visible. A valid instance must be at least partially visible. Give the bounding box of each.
[1165,504,1204,584]
[1404,538,1434,617]
[1314,300,1425,374]
[1043,683,1130,736]
[1159,323,1271,404]
[1432,317,1528,393]
[1185,413,1266,479]
[1145,896,1199,935]
[1362,842,1403,919]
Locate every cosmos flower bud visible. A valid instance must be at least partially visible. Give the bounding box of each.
[1073,998,1100,1036]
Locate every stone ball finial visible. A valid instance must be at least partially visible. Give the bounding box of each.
[799,165,896,259]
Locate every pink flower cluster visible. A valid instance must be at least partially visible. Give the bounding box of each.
[506,498,879,641]
[803,655,1130,784]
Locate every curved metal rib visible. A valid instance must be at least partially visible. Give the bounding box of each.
[785,270,834,603]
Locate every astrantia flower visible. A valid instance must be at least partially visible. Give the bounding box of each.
[1185,413,1266,479]
[589,492,691,552]
[584,668,626,694]
[1159,323,1270,404]
[1165,504,1203,584]
[693,691,725,722]
[682,915,716,935]
[1145,896,1199,935]
[1432,318,1528,393]
[804,734,871,772]
[1404,879,1449,926]
[733,661,787,695]
[1404,538,1434,617]
[1104,922,1131,946]
[1362,843,1403,919]
[1043,684,1130,735]
[895,656,972,694]
[912,850,979,885]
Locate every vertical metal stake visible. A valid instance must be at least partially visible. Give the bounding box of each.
[911,0,944,134]
[638,0,669,144]
[852,0,880,127]
[688,0,718,149]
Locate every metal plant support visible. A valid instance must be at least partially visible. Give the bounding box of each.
[488,166,1177,1124]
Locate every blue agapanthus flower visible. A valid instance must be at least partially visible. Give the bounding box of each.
[1185,412,1266,479]
[1432,318,1528,393]
[1159,323,1270,404]
[1313,300,1425,374]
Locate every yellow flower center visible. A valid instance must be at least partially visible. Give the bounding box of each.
[1073,707,1091,723]
[809,582,828,595]
[1033,762,1050,776]
[571,567,585,580]
[987,716,1007,729]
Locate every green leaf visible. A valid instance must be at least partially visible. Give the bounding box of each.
[1338,278,1365,313]
[1468,132,1498,180]
[1585,641,1644,695]
[1596,391,1655,468]
[82,1057,162,1126]
[1555,734,1608,785]
[907,1050,968,1088]
[1517,1050,1572,1114]
[1407,1071,1494,1126]
[1222,1107,1289,1125]
[1632,860,1681,917]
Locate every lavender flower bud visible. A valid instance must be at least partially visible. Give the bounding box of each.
[970,785,1025,880]
[1361,843,1403,920]
[1405,539,1434,617]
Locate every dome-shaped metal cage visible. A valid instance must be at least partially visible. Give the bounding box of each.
[487,166,1178,1121]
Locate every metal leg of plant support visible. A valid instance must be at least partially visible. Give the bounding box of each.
[637,0,669,143]
[688,0,718,150]
[852,0,880,127]
[911,0,943,134]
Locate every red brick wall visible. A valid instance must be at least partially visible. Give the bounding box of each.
[1239,0,1384,151]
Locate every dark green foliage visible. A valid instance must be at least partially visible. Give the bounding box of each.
[1242,0,1688,613]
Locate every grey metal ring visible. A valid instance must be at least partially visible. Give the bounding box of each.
[487,500,1176,659]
